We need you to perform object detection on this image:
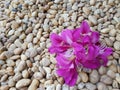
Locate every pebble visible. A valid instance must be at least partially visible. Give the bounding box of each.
[109,64,117,73]
[21,54,27,61]
[8,79,15,87]
[114,41,120,50]
[109,29,116,36]
[44,80,53,86]
[70,86,77,90]
[86,83,96,90]
[32,11,38,17]
[43,67,51,74]
[33,72,43,80]
[28,79,39,90]
[13,73,22,81]
[90,70,99,83]
[78,82,85,89]
[26,33,33,43]
[97,82,108,90]
[16,60,26,72]
[107,70,115,78]
[112,80,119,88]
[72,3,78,10]
[116,34,120,41]
[90,0,95,5]
[46,84,55,90]
[62,84,69,90]
[11,21,19,29]
[0,85,9,90]
[54,0,61,3]
[99,66,107,75]
[88,15,97,25]
[41,58,50,66]
[101,28,110,34]
[16,79,31,89]
[83,7,90,15]
[6,59,15,66]
[115,74,120,84]
[80,72,88,82]
[26,48,37,58]
[56,84,61,90]
[0,74,8,82]
[22,70,29,78]
[43,24,49,32]
[100,75,113,85]
[14,48,22,55]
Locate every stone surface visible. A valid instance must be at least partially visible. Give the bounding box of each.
[16,79,31,89]
[90,70,99,83]
[28,79,39,90]
[114,41,120,50]
[100,75,113,85]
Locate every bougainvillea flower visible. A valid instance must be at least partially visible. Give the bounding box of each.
[49,21,113,86]
[56,54,78,86]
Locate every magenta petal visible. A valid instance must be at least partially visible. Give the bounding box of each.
[49,46,66,54]
[91,31,100,43]
[50,33,63,46]
[61,29,73,44]
[83,35,90,44]
[57,68,78,86]
[56,54,72,68]
[103,47,113,56]
[73,29,82,42]
[82,59,101,69]
[80,21,91,34]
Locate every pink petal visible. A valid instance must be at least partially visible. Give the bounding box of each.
[80,21,91,34]
[50,33,63,46]
[82,59,101,69]
[57,68,78,86]
[61,29,73,44]
[91,31,100,43]
[56,54,72,68]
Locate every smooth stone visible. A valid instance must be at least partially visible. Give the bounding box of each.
[16,79,31,89]
[80,72,88,82]
[78,82,85,89]
[101,28,110,34]
[109,29,116,36]
[107,70,115,78]
[62,84,69,90]
[16,60,26,72]
[98,66,107,75]
[46,84,55,90]
[114,41,120,50]
[86,83,96,90]
[33,72,43,80]
[88,15,97,25]
[90,70,99,83]
[100,75,112,85]
[22,70,29,78]
[26,33,33,43]
[14,48,22,55]
[28,79,39,90]
[41,58,50,66]
[97,82,108,90]
[116,34,120,41]
[56,84,61,90]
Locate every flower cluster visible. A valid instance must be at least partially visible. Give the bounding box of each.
[49,21,113,86]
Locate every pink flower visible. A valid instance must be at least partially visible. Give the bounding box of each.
[49,21,113,86]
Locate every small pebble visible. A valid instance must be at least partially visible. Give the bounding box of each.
[16,79,31,89]
[100,75,113,85]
